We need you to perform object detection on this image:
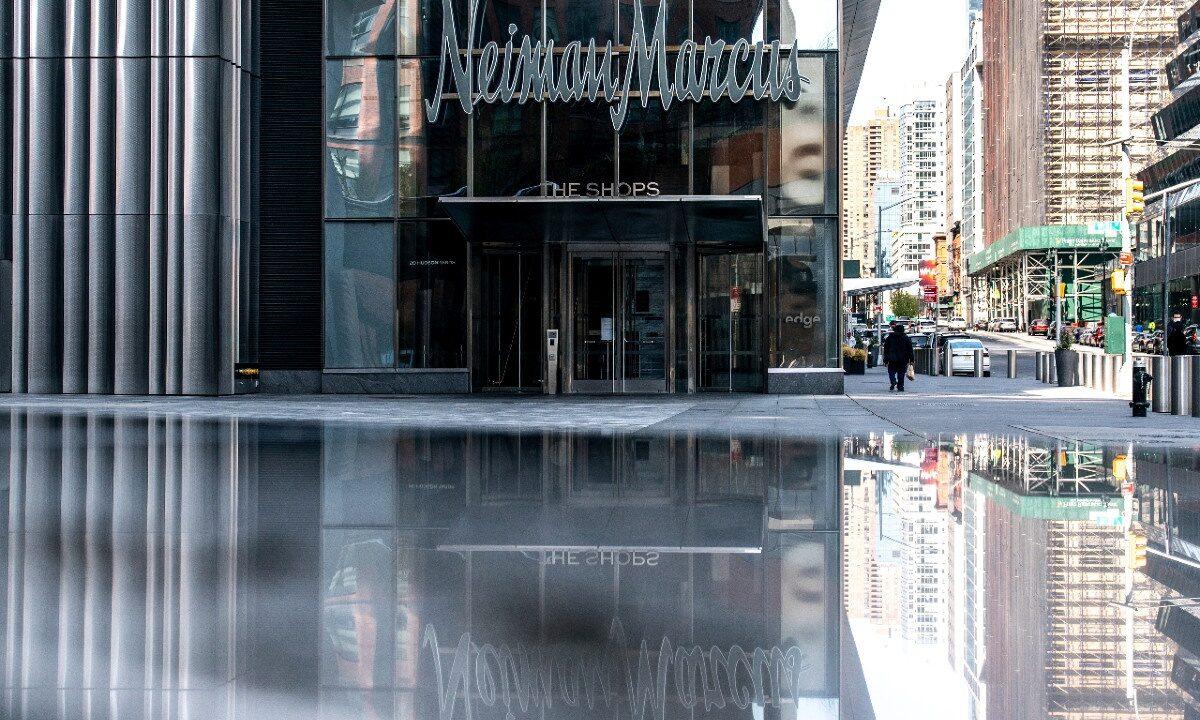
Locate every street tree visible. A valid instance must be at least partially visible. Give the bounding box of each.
[891,291,919,319]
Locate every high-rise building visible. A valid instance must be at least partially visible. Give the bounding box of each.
[0,0,879,397]
[842,108,901,277]
[960,18,986,322]
[876,180,905,276]
[945,69,965,317]
[975,0,1185,327]
[892,100,946,278]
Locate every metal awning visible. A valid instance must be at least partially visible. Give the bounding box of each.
[843,274,919,297]
[440,195,765,247]
[436,502,764,554]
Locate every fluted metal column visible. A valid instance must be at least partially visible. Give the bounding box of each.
[88,0,118,394]
[10,1,28,395]
[113,0,152,394]
[63,0,92,393]
[7,0,254,396]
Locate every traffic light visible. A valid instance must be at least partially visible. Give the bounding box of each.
[1125,177,1145,218]
[1127,525,1148,570]
[1112,453,1129,482]
[1111,268,1128,295]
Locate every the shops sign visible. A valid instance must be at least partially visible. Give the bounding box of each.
[424,0,812,132]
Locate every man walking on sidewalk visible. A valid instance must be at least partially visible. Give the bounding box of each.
[883,323,915,392]
[1168,312,1192,356]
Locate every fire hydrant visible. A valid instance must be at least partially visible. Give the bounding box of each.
[1130,359,1152,418]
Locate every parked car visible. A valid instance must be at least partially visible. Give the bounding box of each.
[1028,318,1049,336]
[996,318,1018,332]
[934,332,972,352]
[947,316,968,331]
[918,320,937,334]
[910,332,932,350]
[942,338,991,376]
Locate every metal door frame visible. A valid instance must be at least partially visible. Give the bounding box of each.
[565,246,673,394]
[475,246,543,392]
[696,251,766,393]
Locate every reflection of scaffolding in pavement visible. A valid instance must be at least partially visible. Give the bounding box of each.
[969,435,1113,497]
[971,249,1111,327]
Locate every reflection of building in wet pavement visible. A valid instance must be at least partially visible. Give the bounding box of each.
[0,409,323,720]
[0,409,853,720]
[899,445,949,647]
[969,436,1189,720]
[1132,452,1200,715]
[320,426,844,720]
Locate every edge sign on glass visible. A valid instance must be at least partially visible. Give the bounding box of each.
[425,0,813,131]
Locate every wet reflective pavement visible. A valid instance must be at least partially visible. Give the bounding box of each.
[0,406,1198,719]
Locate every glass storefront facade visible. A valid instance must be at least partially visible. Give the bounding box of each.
[323,0,841,393]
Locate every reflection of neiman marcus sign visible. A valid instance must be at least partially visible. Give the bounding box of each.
[424,0,812,131]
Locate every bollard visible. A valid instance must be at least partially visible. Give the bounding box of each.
[1152,355,1171,413]
[1192,356,1200,419]
[1007,349,1017,378]
[1109,356,1119,395]
[1100,356,1111,394]
[1091,354,1101,390]
[1171,355,1192,416]
[1048,355,1057,384]
[1078,352,1087,387]
[973,349,984,377]
[1043,352,1052,383]
[1035,352,1044,381]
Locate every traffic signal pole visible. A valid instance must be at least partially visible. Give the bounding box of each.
[1120,44,1134,396]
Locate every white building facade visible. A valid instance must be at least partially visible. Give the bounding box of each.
[892,100,947,277]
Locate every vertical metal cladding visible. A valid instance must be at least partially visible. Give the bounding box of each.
[6,0,256,395]
[63,0,91,394]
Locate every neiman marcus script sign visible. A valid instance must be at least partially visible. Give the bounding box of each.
[424,0,812,131]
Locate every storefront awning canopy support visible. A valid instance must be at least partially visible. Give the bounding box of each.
[440,195,765,248]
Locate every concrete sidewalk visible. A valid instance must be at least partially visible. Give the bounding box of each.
[844,359,1199,444]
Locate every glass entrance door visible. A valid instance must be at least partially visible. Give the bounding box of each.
[477,250,543,390]
[699,253,764,391]
[570,252,669,393]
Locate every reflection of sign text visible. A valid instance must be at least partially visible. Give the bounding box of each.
[422,619,812,720]
[542,549,660,567]
[425,0,812,131]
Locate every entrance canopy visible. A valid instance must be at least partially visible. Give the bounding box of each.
[441,195,765,247]
[436,502,764,554]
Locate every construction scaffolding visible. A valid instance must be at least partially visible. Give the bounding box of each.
[1041,0,1180,229]
[978,0,1184,330]
[968,225,1116,326]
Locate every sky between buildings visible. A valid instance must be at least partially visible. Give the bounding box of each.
[849,0,969,123]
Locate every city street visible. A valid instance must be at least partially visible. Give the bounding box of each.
[844,331,1197,443]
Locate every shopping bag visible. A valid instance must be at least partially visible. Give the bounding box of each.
[906,363,915,381]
